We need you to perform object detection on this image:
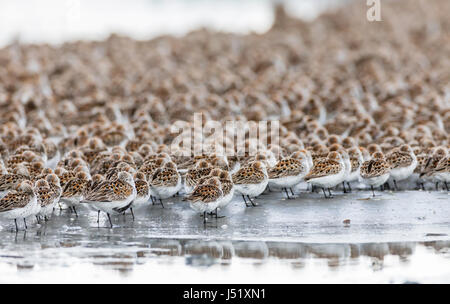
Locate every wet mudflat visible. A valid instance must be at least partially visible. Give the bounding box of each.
[0,189,449,283]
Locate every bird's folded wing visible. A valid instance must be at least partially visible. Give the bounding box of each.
[305,161,340,180]
[0,192,29,212]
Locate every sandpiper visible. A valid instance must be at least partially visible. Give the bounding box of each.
[360,152,391,197]
[232,161,268,207]
[184,160,212,194]
[420,147,447,190]
[132,172,151,209]
[45,174,62,211]
[344,146,364,191]
[209,168,234,217]
[0,181,38,231]
[60,171,90,216]
[81,171,136,228]
[34,179,56,221]
[268,151,308,199]
[149,161,181,207]
[386,144,417,190]
[186,177,223,224]
[304,151,345,198]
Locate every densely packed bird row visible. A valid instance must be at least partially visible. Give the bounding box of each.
[0,0,448,230]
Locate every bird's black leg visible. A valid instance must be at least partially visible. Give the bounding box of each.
[130,208,135,221]
[97,210,100,223]
[23,218,28,230]
[36,216,40,224]
[159,199,165,208]
[393,180,398,191]
[73,206,78,217]
[384,182,391,191]
[242,195,250,207]
[283,188,291,199]
[322,188,328,198]
[290,188,295,196]
[328,188,333,198]
[342,182,347,193]
[371,185,375,197]
[420,182,425,191]
[347,182,352,192]
[445,182,449,191]
[107,213,113,228]
[151,196,155,205]
[203,211,207,224]
[14,219,18,232]
[312,185,316,193]
[247,195,258,207]
[435,182,439,191]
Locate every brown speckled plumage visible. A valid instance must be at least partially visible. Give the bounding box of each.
[360,159,390,178]
[58,170,77,189]
[105,163,134,181]
[232,162,266,185]
[62,174,89,198]
[135,178,149,198]
[420,150,447,177]
[386,150,414,169]
[268,158,305,179]
[138,158,166,180]
[350,158,361,172]
[46,175,62,199]
[84,179,133,202]
[219,177,233,196]
[102,131,127,147]
[5,154,27,167]
[434,156,450,174]
[35,180,55,207]
[27,162,45,180]
[178,155,208,170]
[414,154,427,174]
[304,159,342,181]
[0,173,30,192]
[186,165,212,188]
[0,184,35,212]
[150,167,179,187]
[186,184,222,204]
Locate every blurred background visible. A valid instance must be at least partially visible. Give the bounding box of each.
[0,0,346,47]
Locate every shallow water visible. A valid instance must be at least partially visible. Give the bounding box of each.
[0,189,449,283]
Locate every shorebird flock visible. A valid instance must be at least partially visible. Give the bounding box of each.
[0,0,448,230]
